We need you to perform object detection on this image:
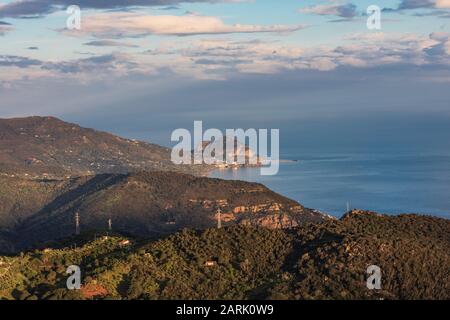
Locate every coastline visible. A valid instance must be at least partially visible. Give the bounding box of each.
[209,160,450,220]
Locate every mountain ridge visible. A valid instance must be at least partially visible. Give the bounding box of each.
[0,116,205,178]
[0,171,326,253]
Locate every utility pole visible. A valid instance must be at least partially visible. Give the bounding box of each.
[347,201,350,213]
[217,207,222,229]
[75,212,80,235]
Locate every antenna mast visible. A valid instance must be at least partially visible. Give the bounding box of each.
[217,207,222,229]
[75,212,80,235]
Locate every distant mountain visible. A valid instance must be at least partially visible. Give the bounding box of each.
[1,212,448,300]
[0,116,204,178]
[0,171,325,252]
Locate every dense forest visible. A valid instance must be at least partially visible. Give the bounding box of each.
[1,211,448,300]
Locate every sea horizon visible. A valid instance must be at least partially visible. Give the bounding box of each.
[210,149,450,219]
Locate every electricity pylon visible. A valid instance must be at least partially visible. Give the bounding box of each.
[217,207,222,229]
[75,212,80,235]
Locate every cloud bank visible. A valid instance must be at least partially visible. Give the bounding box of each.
[0,21,12,35]
[398,0,450,9]
[64,12,305,38]
[1,31,449,85]
[0,0,233,18]
[299,3,358,18]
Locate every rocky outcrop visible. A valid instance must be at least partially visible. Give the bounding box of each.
[232,202,285,214]
[241,213,300,229]
[196,136,263,168]
[341,209,383,220]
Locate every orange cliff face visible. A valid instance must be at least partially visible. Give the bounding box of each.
[187,197,325,229]
[232,203,285,214]
[242,213,301,229]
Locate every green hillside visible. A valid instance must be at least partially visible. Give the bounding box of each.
[1,211,448,300]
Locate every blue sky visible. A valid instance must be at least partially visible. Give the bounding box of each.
[1,0,450,150]
[1,0,449,60]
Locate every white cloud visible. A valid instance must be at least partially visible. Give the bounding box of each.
[0,24,12,36]
[435,0,450,8]
[66,12,305,38]
[299,3,358,18]
[427,32,450,58]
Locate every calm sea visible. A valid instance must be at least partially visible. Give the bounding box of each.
[210,150,450,219]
